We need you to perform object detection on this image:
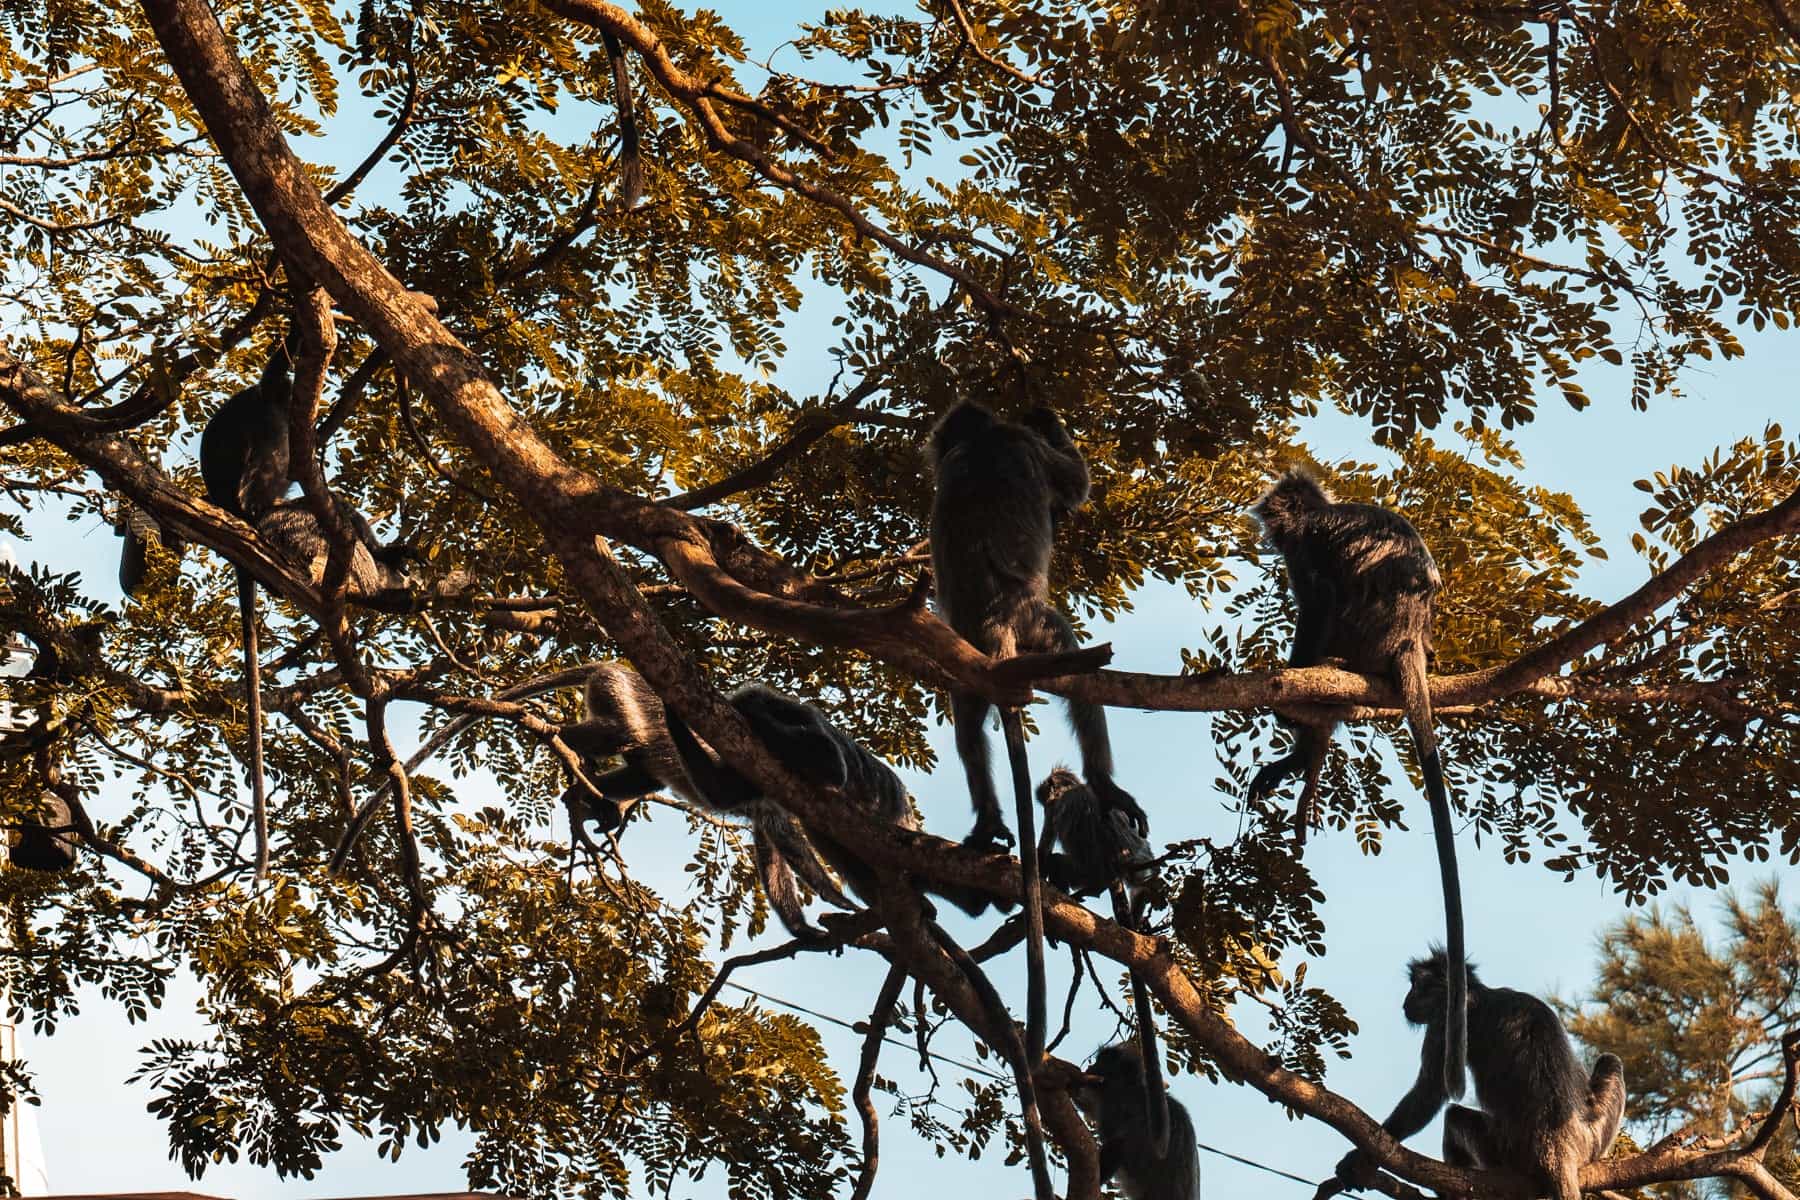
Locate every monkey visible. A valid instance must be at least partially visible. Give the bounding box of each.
[1248,468,1466,1098]
[255,499,417,600]
[929,401,1147,848]
[1072,1040,1201,1200]
[600,30,644,210]
[1333,950,1625,1200]
[929,399,1146,1072]
[1037,767,1171,1154]
[1036,766,1156,908]
[9,778,78,872]
[198,342,294,882]
[563,663,937,941]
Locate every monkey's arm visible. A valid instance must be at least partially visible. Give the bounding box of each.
[1022,407,1092,516]
[583,760,664,798]
[1036,814,1057,870]
[666,709,758,811]
[1289,572,1336,667]
[1334,1032,1448,1180]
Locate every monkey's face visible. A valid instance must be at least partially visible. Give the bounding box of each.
[1034,767,1085,811]
[1402,978,1441,1025]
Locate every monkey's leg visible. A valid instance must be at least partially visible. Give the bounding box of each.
[1294,728,1330,847]
[749,814,832,943]
[1000,707,1049,1071]
[235,567,272,882]
[1442,1104,1496,1174]
[951,690,1010,848]
[1034,605,1148,834]
[1111,881,1170,1159]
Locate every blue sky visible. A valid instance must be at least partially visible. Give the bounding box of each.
[7,3,1797,1198]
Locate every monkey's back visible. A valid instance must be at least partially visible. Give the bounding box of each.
[200,381,291,516]
[257,502,405,596]
[929,424,1058,636]
[732,685,915,828]
[1305,501,1441,669]
[1468,985,1590,1148]
[582,664,701,804]
[1100,1089,1200,1200]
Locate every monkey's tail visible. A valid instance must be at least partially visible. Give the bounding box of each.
[928,917,1055,1200]
[1112,881,1171,1159]
[1398,643,1465,1100]
[1000,707,1048,1069]
[237,567,271,882]
[601,30,644,211]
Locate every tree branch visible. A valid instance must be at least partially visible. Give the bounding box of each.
[535,0,1018,317]
[850,962,908,1200]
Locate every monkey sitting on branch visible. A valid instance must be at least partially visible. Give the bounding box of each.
[8,776,79,872]
[1331,949,1625,1200]
[1072,1040,1201,1200]
[198,338,296,882]
[1038,767,1171,1155]
[1248,468,1467,1100]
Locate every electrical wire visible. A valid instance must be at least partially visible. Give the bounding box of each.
[722,981,1328,1190]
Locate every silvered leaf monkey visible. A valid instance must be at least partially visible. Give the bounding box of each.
[199,343,295,881]
[1334,951,1625,1200]
[1249,468,1466,1098]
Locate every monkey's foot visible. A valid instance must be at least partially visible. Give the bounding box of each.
[1247,761,1293,801]
[1092,778,1149,835]
[962,819,1015,852]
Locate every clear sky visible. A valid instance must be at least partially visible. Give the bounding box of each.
[5,4,1796,1199]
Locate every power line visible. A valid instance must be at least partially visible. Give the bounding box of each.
[1195,1139,1318,1186]
[722,981,1328,1191]
[725,981,1007,1081]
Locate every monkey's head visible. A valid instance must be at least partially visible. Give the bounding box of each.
[1250,468,1332,545]
[582,663,665,748]
[1403,948,1477,1025]
[562,778,631,836]
[1035,766,1088,812]
[1073,1040,1147,1120]
[928,401,997,463]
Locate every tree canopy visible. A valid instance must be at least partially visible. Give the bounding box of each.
[0,0,1798,1197]
[1567,881,1800,1199]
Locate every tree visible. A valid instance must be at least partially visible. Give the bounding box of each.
[0,0,1797,1197]
[1566,880,1800,1200]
